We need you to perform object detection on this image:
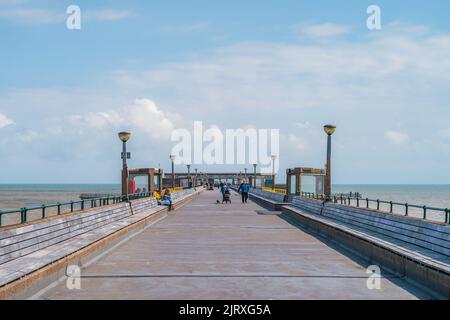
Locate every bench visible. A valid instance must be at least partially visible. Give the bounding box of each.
[248,189,289,211]
[0,188,202,299]
[282,197,450,298]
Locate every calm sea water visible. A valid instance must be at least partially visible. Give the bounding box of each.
[333,184,450,209]
[0,184,121,211]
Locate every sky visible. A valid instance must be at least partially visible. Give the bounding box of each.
[1,0,450,184]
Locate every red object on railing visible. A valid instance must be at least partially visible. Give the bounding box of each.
[129,178,136,194]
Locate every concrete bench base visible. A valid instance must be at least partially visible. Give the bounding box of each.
[0,189,202,300]
[282,205,450,299]
[249,193,290,211]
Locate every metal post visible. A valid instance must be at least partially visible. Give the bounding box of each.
[171,159,175,189]
[325,134,332,200]
[253,164,257,188]
[122,141,129,197]
[271,155,277,191]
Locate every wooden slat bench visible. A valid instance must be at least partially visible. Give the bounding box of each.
[0,188,202,299]
[282,197,450,298]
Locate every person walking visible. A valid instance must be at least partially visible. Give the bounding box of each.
[238,179,250,203]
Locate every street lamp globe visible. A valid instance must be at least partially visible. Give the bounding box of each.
[118,132,131,142]
[271,155,277,161]
[323,125,336,136]
[170,155,176,161]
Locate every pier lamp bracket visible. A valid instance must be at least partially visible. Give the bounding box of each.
[121,152,131,159]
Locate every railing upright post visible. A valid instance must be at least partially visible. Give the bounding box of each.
[356,198,359,207]
[366,198,369,209]
[81,200,85,211]
[21,208,27,224]
[57,203,61,215]
[446,209,449,224]
[42,205,46,218]
[377,200,380,211]
[423,206,427,219]
[405,203,409,216]
[70,201,74,213]
[390,201,393,213]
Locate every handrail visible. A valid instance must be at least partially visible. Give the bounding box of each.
[0,188,195,227]
[300,192,450,224]
[0,192,153,227]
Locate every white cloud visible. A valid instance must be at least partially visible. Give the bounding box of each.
[385,131,409,144]
[0,2,132,24]
[77,98,177,140]
[84,111,123,129]
[17,130,38,143]
[84,9,132,22]
[161,22,209,33]
[287,134,308,151]
[126,98,176,140]
[438,128,450,139]
[294,23,351,38]
[0,7,64,24]
[0,113,15,128]
[295,121,311,129]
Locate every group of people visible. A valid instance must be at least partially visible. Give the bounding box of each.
[218,180,250,204]
[153,189,173,211]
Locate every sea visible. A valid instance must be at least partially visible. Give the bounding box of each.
[0,184,449,224]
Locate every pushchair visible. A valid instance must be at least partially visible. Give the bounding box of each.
[222,189,231,203]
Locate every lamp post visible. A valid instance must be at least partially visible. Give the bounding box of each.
[187,164,191,188]
[323,125,336,201]
[118,132,131,198]
[170,155,176,189]
[194,168,198,187]
[271,155,277,191]
[253,163,257,188]
[244,168,247,181]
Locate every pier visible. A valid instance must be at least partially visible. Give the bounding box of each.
[23,190,428,299]
[0,185,449,299]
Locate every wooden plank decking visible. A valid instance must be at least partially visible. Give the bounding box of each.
[36,190,429,299]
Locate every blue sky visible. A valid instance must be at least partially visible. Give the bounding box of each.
[1,0,450,184]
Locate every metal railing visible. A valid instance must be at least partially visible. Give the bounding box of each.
[300,192,450,224]
[0,192,153,228]
[301,192,325,200]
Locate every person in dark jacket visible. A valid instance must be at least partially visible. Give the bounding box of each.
[237,180,250,203]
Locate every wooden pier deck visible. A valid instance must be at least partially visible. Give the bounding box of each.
[36,190,429,299]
